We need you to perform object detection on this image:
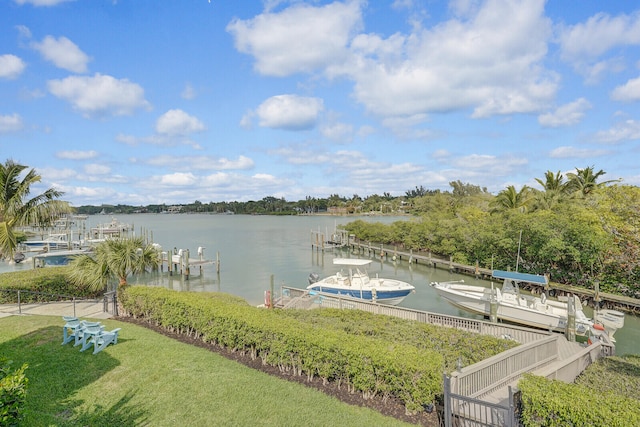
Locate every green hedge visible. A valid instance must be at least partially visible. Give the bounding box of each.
[0,268,103,303]
[277,308,518,371]
[119,286,444,413]
[0,357,29,426]
[519,373,640,426]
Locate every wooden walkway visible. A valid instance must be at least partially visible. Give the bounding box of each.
[278,286,612,426]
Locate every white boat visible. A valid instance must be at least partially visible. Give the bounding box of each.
[23,233,72,250]
[90,217,132,239]
[431,270,624,341]
[307,258,415,305]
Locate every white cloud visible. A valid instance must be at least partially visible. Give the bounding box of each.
[155,109,206,135]
[181,83,196,100]
[320,120,353,142]
[558,12,640,62]
[558,11,640,79]
[592,119,640,144]
[549,146,609,158]
[255,94,324,130]
[83,163,111,175]
[347,0,556,118]
[538,98,592,127]
[31,35,90,73]
[227,1,362,76]
[47,73,151,118]
[56,150,98,160]
[611,76,640,101]
[228,0,556,121]
[451,154,527,171]
[0,54,26,79]
[143,155,254,171]
[14,0,76,5]
[159,172,198,186]
[0,113,24,133]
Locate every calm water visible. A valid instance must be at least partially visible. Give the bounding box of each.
[6,213,640,355]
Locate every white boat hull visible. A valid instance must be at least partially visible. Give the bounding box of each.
[307,258,415,306]
[431,281,593,335]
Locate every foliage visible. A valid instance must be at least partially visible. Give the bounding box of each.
[1,316,409,427]
[518,369,640,427]
[66,237,161,291]
[0,357,28,426]
[119,286,447,412]
[0,159,72,260]
[574,355,640,398]
[0,267,104,303]
[276,308,517,371]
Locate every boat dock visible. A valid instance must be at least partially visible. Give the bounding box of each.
[311,232,640,314]
[159,247,219,279]
[274,286,613,427]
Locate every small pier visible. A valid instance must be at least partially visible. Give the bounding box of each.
[160,247,219,279]
[274,286,614,427]
[320,236,640,314]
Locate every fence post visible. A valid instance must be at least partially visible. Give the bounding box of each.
[443,373,452,427]
[18,290,22,315]
[113,292,118,316]
[508,385,515,427]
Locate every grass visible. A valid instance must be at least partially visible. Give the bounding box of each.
[0,315,413,426]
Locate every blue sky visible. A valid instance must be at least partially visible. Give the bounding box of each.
[1,0,639,207]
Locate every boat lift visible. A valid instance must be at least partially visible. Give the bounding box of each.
[161,247,218,279]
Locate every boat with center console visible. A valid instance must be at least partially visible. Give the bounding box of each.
[431,270,624,341]
[307,258,415,305]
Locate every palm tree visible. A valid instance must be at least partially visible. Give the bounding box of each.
[566,166,619,197]
[0,159,72,260]
[67,236,161,292]
[532,170,571,210]
[490,185,532,213]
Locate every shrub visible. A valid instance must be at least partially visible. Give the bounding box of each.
[0,267,103,303]
[119,286,445,413]
[0,357,29,426]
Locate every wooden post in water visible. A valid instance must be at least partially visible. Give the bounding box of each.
[566,295,576,342]
[449,255,453,272]
[184,249,190,280]
[270,274,274,309]
[216,251,220,273]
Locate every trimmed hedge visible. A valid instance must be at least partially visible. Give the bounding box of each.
[519,373,640,426]
[0,267,103,303]
[277,308,518,371]
[0,358,29,426]
[119,286,444,413]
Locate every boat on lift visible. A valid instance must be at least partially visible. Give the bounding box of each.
[307,258,415,305]
[431,270,624,341]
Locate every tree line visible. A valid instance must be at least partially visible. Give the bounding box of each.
[1,158,638,299]
[343,167,639,299]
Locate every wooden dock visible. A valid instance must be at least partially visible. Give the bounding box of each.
[275,285,613,427]
[159,247,219,279]
[311,231,640,314]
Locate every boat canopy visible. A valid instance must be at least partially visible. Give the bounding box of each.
[332,258,372,266]
[492,270,548,286]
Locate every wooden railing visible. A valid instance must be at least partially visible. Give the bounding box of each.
[449,335,559,399]
[278,286,551,344]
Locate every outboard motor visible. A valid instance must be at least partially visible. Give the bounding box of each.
[308,272,320,285]
[14,252,25,264]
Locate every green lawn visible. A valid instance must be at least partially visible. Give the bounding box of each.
[1,315,412,426]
